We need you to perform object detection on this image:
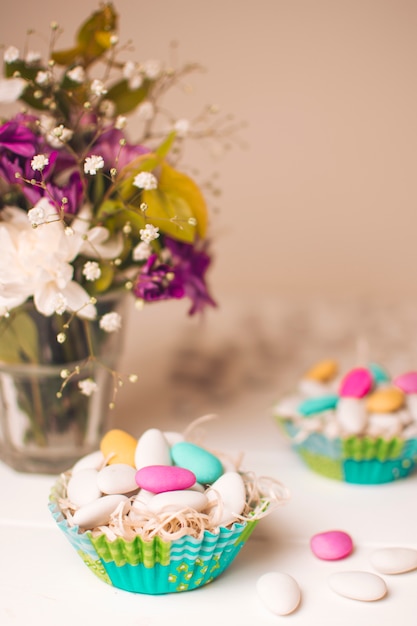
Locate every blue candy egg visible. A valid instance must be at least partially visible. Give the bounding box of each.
[171,441,223,484]
[298,395,339,416]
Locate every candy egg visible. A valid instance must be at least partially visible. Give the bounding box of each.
[135,465,196,494]
[163,431,185,446]
[171,441,223,484]
[370,547,417,574]
[134,428,171,470]
[72,494,129,529]
[67,468,101,507]
[131,489,154,511]
[369,363,390,384]
[147,489,208,515]
[366,387,404,413]
[206,471,246,527]
[71,450,104,474]
[100,429,137,466]
[310,530,353,561]
[393,371,417,394]
[339,368,373,398]
[256,572,301,616]
[367,413,402,439]
[328,571,387,602]
[304,359,338,382]
[335,397,367,435]
[298,395,339,417]
[97,463,138,495]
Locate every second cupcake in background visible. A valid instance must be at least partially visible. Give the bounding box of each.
[274,359,417,484]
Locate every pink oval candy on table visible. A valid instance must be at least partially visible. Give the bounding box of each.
[393,371,417,394]
[339,368,372,398]
[135,465,196,494]
[310,530,353,561]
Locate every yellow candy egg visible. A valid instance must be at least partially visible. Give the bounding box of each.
[100,429,137,466]
[304,359,338,383]
[366,388,405,414]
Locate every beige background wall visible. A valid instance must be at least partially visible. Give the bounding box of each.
[1,0,417,304]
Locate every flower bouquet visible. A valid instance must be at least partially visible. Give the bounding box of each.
[0,3,221,472]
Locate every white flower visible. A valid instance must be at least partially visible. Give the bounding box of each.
[123,60,143,90]
[82,261,101,281]
[84,155,104,175]
[99,311,122,332]
[47,124,73,148]
[123,60,136,80]
[137,101,154,121]
[139,223,159,243]
[174,118,190,138]
[27,198,56,226]
[35,71,50,86]
[133,241,151,261]
[90,79,107,96]
[0,77,26,103]
[4,46,19,63]
[53,293,67,315]
[78,378,98,396]
[143,59,162,80]
[133,171,158,190]
[31,154,49,172]
[67,66,85,83]
[25,51,41,65]
[115,115,127,130]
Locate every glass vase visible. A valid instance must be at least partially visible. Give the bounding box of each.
[0,294,128,474]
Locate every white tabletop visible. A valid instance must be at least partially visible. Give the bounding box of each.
[1,296,417,625]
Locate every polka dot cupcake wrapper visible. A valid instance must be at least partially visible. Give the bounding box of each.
[278,418,417,484]
[49,476,259,594]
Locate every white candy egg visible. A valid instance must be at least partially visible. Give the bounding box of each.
[256,572,301,616]
[328,571,387,602]
[131,488,155,511]
[72,494,129,529]
[134,428,172,470]
[67,468,101,507]
[148,490,208,515]
[71,450,104,474]
[206,471,246,526]
[163,430,184,446]
[97,463,138,495]
[370,547,417,574]
[336,397,367,435]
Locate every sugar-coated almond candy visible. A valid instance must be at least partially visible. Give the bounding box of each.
[328,571,387,602]
[310,530,353,560]
[147,489,208,514]
[135,465,196,493]
[336,397,367,435]
[393,371,417,394]
[298,395,338,416]
[366,387,404,413]
[72,450,104,473]
[369,363,390,384]
[97,463,138,495]
[72,494,129,529]
[67,468,101,507]
[339,368,372,398]
[304,359,338,382]
[100,429,137,466]
[171,441,223,484]
[370,547,417,574]
[206,471,246,527]
[134,428,171,470]
[256,572,301,616]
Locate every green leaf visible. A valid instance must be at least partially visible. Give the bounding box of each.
[105,79,151,115]
[0,311,39,364]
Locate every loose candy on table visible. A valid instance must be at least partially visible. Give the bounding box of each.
[366,387,405,414]
[97,463,138,495]
[134,428,172,470]
[72,494,129,529]
[170,441,224,484]
[298,395,339,417]
[206,471,246,527]
[135,465,196,494]
[328,571,387,602]
[310,530,353,561]
[256,572,301,616]
[370,547,417,574]
[67,468,101,507]
[393,371,417,394]
[100,429,137,466]
[304,359,338,382]
[339,368,373,399]
[147,489,208,515]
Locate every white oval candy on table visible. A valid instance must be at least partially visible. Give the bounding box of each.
[328,571,387,602]
[370,547,417,574]
[256,572,301,616]
[336,398,368,435]
[134,428,172,470]
[72,494,129,529]
[148,489,208,515]
[206,471,246,527]
[67,468,101,507]
[97,463,138,495]
[71,450,105,474]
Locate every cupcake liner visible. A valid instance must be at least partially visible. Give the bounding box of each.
[48,476,260,594]
[277,417,417,484]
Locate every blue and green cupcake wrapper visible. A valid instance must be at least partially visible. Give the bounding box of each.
[48,477,258,594]
[277,417,417,484]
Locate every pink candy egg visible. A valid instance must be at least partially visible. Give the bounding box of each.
[310,530,353,561]
[339,368,372,398]
[393,371,417,394]
[135,465,196,494]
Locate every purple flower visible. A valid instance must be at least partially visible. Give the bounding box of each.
[0,118,38,157]
[133,254,185,303]
[91,128,148,172]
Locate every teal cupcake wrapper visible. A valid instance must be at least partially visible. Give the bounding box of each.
[48,477,259,594]
[277,417,417,484]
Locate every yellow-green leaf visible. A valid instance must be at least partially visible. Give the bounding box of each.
[0,311,39,364]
